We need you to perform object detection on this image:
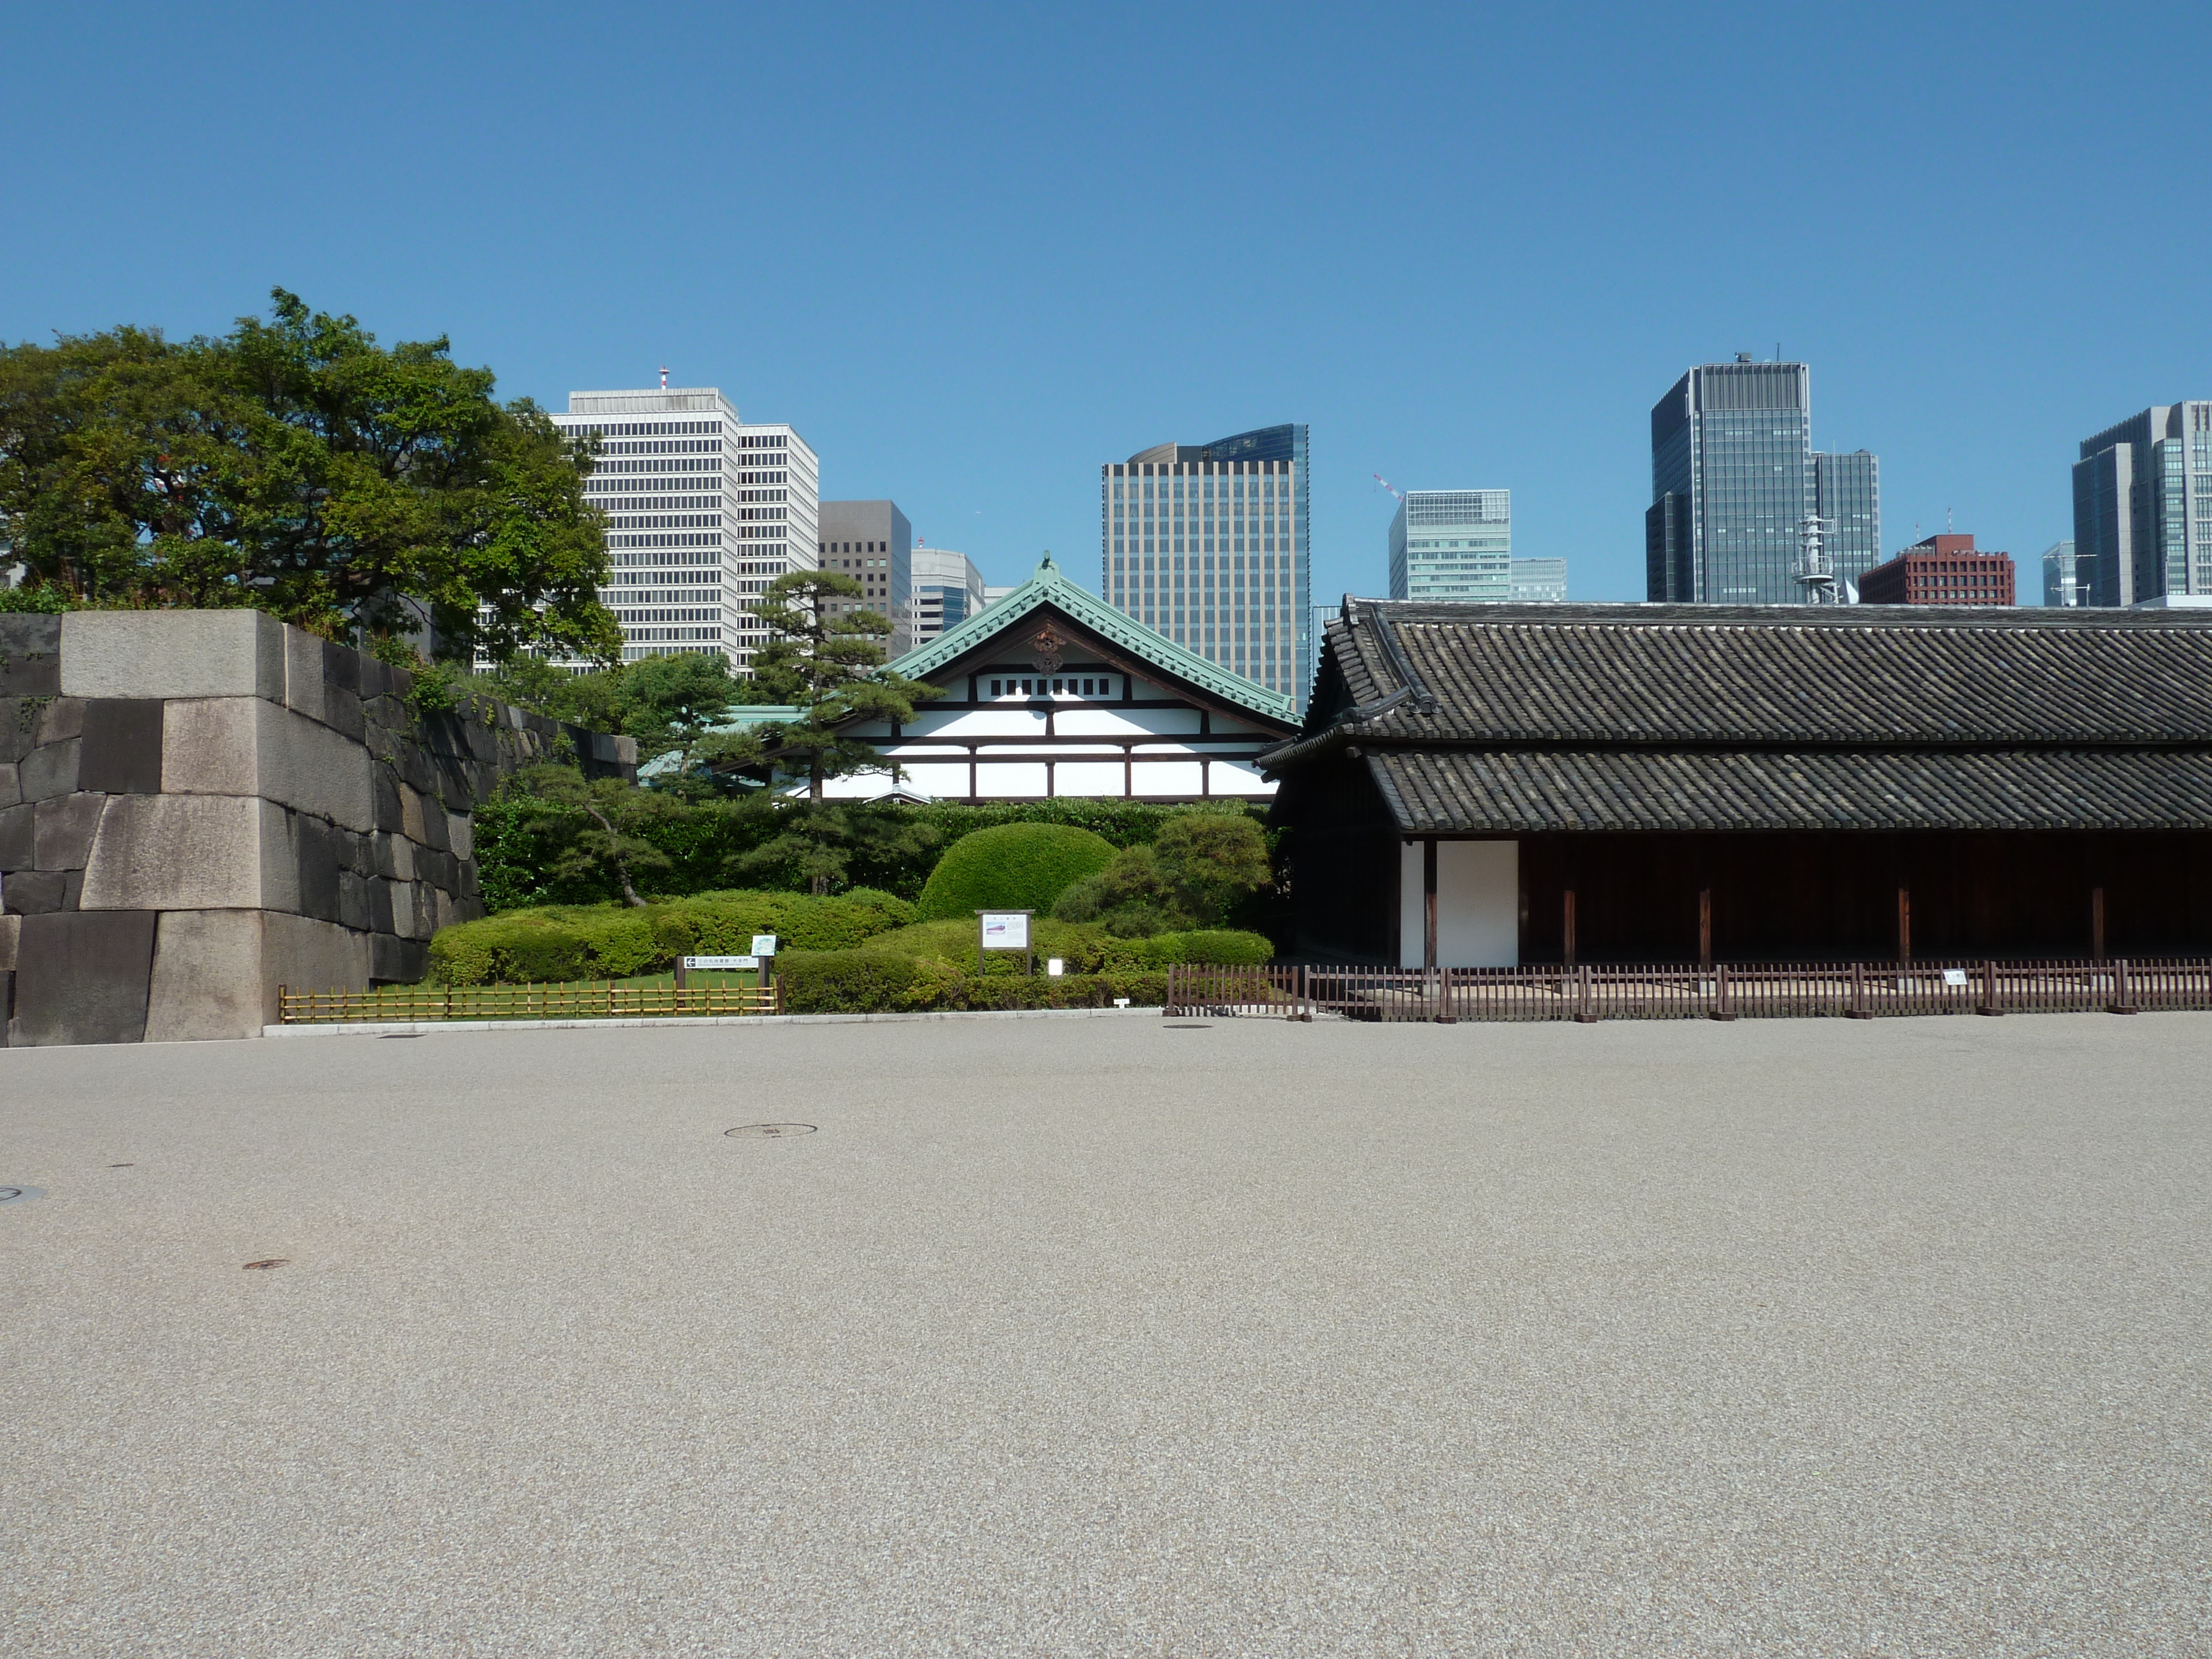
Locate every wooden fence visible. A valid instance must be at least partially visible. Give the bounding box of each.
[1166,959,2212,1023]
[279,980,781,1024]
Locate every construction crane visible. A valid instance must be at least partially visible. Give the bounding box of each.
[1373,473,1405,503]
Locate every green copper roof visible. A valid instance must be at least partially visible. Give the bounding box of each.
[886,554,1297,724]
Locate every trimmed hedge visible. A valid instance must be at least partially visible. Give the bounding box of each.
[853,918,1272,974]
[775,951,1171,1014]
[426,888,915,985]
[914,823,1118,920]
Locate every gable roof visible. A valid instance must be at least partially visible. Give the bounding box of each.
[888,554,1297,727]
[1264,601,2212,834]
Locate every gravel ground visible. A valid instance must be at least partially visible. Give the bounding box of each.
[2,1011,2208,1657]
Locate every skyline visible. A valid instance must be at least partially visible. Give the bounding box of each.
[4,3,2209,607]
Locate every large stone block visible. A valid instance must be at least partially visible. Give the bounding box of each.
[262,910,369,1008]
[11,909,156,1045]
[338,870,371,931]
[291,814,343,923]
[0,913,16,969]
[79,793,294,912]
[445,810,473,862]
[370,932,426,984]
[77,698,164,793]
[60,609,285,701]
[0,800,32,868]
[0,763,17,809]
[0,615,63,697]
[34,793,106,870]
[36,697,86,744]
[3,870,67,915]
[20,739,79,802]
[0,701,38,765]
[282,624,330,726]
[144,909,265,1043]
[162,697,375,831]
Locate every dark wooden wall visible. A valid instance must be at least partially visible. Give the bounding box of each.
[1272,750,1401,963]
[1517,830,2212,963]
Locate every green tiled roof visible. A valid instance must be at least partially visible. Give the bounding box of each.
[887,555,1297,724]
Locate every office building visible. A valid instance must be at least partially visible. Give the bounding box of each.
[1510,557,1568,603]
[1387,491,1510,601]
[1858,534,2015,606]
[818,501,911,654]
[911,546,986,647]
[1646,358,1880,603]
[1100,423,1311,704]
[539,387,818,674]
[2072,403,2212,607]
[2042,540,2079,607]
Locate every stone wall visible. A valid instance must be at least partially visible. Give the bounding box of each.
[0,611,634,1045]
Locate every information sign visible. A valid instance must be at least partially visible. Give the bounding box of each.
[979,912,1030,950]
[751,935,779,957]
[1940,968,1969,988]
[683,956,759,971]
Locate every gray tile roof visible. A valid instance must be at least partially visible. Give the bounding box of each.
[1266,601,2212,833]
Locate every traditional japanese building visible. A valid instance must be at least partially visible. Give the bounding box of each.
[1262,601,2212,967]
[714,556,1298,802]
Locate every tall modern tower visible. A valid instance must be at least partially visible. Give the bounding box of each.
[1100,423,1311,703]
[2073,403,2212,607]
[1388,490,1511,600]
[1646,359,1879,603]
[542,387,819,675]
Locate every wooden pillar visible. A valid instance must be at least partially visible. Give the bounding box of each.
[2092,886,2106,962]
[1563,888,1578,967]
[1423,838,1439,974]
[1897,885,1912,964]
[1698,887,1713,968]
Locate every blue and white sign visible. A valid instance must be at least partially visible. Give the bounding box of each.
[751,935,779,957]
[684,956,760,971]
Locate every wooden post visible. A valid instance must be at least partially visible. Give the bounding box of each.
[2108,957,2137,1015]
[1423,839,1440,976]
[1977,958,2004,1016]
[1698,888,1712,968]
[1846,961,1874,1019]
[1709,961,1737,1021]
[1563,889,1578,967]
[1897,886,1912,964]
[2091,886,2106,962]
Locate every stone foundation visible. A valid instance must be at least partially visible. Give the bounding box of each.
[0,611,633,1045]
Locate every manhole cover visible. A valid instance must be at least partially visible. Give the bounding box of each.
[1162,1022,1213,1029]
[0,1186,44,1204]
[725,1124,817,1139]
[242,1258,290,1270]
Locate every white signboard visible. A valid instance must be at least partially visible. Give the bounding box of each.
[1941,968,1969,988]
[684,956,759,971]
[751,935,779,957]
[1046,957,1065,977]
[979,912,1031,950]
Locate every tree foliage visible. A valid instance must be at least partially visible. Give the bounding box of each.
[746,569,938,800]
[1053,811,1275,935]
[0,289,620,663]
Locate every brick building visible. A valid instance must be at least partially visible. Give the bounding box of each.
[1858,533,2015,605]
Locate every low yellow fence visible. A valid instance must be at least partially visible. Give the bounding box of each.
[279,981,781,1024]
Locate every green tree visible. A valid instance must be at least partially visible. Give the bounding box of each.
[746,570,937,800]
[0,290,620,664]
[507,764,684,907]
[1054,812,1274,935]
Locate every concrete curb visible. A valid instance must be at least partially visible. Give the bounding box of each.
[262,1006,1168,1038]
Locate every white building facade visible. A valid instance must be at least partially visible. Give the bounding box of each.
[1100,424,1311,706]
[1510,557,1568,602]
[544,387,818,673]
[1388,489,1511,601]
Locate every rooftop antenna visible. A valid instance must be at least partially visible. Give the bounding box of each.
[659,364,669,390]
[1372,473,1406,503]
[1947,506,1954,533]
[1796,512,1839,605]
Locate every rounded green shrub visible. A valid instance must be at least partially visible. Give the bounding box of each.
[914,823,1118,921]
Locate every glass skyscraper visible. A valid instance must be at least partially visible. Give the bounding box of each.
[1646,359,1879,603]
[2072,404,2212,606]
[1388,490,1511,601]
[1100,423,1311,703]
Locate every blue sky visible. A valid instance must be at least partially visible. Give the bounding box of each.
[4,2,2208,607]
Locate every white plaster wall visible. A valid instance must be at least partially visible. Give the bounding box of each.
[1131,760,1203,796]
[1055,761,1126,795]
[975,761,1049,797]
[1398,840,1520,968]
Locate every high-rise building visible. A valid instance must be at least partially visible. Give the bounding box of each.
[911,546,985,646]
[1387,490,1510,600]
[540,387,818,673]
[2072,403,2212,607]
[818,501,911,655]
[1510,557,1568,603]
[1646,358,1880,603]
[1100,423,1311,703]
[2042,540,2079,607]
[1858,533,2015,606]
